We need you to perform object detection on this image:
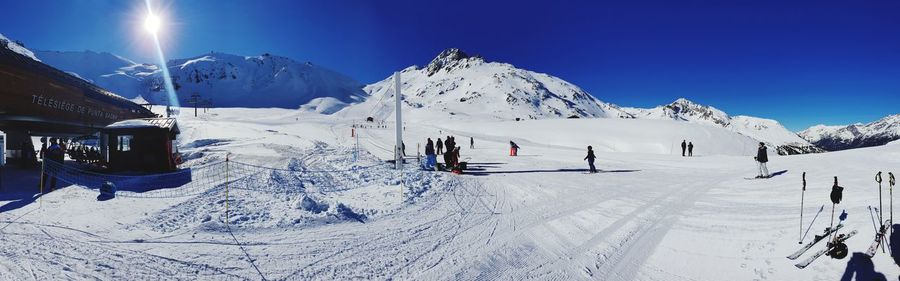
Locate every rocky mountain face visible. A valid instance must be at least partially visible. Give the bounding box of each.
[800,115,900,151]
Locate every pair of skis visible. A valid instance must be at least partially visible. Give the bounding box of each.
[790,176,855,269]
[787,224,844,260]
[793,229,858,269]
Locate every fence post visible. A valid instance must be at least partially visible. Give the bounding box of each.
[225,154,230,226]
[39,158,45,208]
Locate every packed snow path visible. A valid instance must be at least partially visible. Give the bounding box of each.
[2,109,900,280]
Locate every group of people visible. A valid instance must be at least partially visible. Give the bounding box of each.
[425,136,471,173]
[69,144,101,164]
[680,140,695,157]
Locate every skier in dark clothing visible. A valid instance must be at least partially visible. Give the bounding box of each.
[584,146,597,173]
[39,137,47,160]
[436,138,444,155]
[681,140,687,157]
[446,136,455,153]
[470,137,474,149]
[424,138,436,170]
[755,142,770,178]
[41,138,63,191]
[688,142,694,157]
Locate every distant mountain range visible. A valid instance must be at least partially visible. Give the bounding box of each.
[622,99,822,155]
[7,32,896,154]
[33,50,366,113]
[337,49,818,155]
[799,115,900,151]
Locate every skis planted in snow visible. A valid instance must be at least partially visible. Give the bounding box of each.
[795,230,857,269]
[865,219,891,257]
[787,224,844,260]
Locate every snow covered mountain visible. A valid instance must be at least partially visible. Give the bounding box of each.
[623,99,822,155]
[34,50,158,97]
[149,53,366,110]
[0,33,40,61]
[337,48,634,122]
[799,114,900,151]
[32,50,366,110]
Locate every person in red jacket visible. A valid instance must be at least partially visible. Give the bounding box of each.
[509,141,519,156]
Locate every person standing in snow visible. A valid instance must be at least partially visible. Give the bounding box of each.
[509,141,520,156]
[41,138,63,191]
[755,142,770,178]
[584,146,597,173]
[470,137,474,149]
[681,140,687,157]
[425,138,436,170]
[688,142,694,157]
[436,138,444,155]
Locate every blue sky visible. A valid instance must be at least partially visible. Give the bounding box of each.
[1,0,897,131]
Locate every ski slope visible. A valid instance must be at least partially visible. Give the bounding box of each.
[1,108,899,280]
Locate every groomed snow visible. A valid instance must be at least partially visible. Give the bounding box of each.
[1,107,899,280]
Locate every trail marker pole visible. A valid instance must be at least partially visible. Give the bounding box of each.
[39,158,45,208]
[225,154,230,226]
[394,71,403,170]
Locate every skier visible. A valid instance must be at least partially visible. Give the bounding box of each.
[436,138,444,155]
[509,141,520,156]
[755,142,770,178]
[584,146,597,173]
[681,140,687,157]
[41,138,63,191]
[688,142,694,157]
[450,147,462,174]
[39,136,47,160]
[470,137,474,149]
[424,138,436,170]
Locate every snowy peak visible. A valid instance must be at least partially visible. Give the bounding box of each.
[35,50,138,82]
[340,49,632,122]
[663,98,731,126]
[149,52,366,108]
[32,49,366,109]
[624,99,820,155]
[0,33,40,61]
[425,48,483,76]
[799,114,900,151]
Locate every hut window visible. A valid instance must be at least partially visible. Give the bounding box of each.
[117,135,133,152]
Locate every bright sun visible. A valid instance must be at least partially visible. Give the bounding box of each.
[144,14,161,35]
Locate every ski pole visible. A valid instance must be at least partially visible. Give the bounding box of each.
[830,177,843,241]
[801,204,825,242]
[888,172,897,238]
[800,172,806,244]
[890,172,896,253]
[877,172,883,223]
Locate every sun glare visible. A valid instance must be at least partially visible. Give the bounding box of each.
[144,14,161,35]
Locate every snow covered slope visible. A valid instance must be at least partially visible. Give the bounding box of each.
[0,33,40,61]
[32,50,366,109]
[624,98,822,155]
[799,114,900,151]
[336,48,634,122]
[149,53,366,108]
[6,106,900,280]
[34,50,158,98]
